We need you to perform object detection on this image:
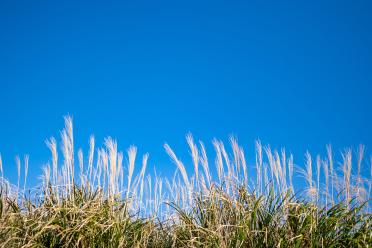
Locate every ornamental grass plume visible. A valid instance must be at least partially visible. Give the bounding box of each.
[0,115,370,247]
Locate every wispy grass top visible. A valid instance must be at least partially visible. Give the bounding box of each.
[0,116,371,247]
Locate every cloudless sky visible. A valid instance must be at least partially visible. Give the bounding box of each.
[0,0,371,186]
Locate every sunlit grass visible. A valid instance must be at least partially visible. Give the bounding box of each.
[0,116,371,247]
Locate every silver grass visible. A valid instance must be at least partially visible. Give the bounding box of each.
[164,143,190,189]
[212,139,224,185]
[186,133,199,187]
[126,146,137,200]
[88,135,95,184]
[23,155,29,195]
[199,141,211,188]
[255,140,263,195]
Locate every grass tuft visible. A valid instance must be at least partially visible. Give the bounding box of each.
[0,116,371,247]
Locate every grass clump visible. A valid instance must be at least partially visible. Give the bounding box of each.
[0,116,371,247]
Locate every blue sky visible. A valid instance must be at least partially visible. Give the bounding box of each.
[0,1,371,186]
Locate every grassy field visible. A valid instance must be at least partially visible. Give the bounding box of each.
[0,116,371,247]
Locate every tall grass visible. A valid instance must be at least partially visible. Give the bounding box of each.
[0,116,371,247]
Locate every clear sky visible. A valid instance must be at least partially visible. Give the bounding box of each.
[0,1,371,186]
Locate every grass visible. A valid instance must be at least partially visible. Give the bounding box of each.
[0,116,371,247]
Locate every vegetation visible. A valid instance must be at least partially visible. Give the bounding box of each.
[0,116,371,247]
